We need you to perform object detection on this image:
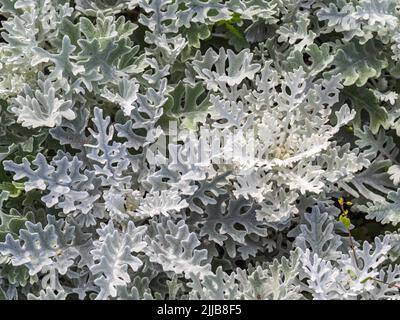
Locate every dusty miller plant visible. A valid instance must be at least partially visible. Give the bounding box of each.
[0,0,400,300]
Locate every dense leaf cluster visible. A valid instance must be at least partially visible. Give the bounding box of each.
[1,0,400,300]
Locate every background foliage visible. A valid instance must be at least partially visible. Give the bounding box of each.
[0,0,400,300]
